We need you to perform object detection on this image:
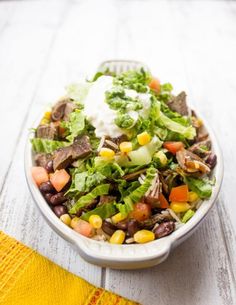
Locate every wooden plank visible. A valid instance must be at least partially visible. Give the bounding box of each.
[105,0,236,303]
[0,0,236,303]
[168,0,236,257]
[106,208,235,305]
[0,0,67,189]
[0,0,103,286]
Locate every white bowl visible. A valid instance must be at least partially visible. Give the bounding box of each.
[24,110,223,269]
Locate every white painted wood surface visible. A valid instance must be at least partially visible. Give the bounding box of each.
[0,0,235,304]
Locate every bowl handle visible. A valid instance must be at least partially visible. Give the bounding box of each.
[73,236,172,269]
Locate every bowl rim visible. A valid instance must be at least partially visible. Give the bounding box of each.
[24,105,224,263]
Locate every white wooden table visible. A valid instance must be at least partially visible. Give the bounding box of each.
[0,0,236,304]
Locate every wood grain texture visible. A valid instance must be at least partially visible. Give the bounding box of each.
[0,0,235,304]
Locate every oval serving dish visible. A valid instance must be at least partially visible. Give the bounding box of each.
[24,63,223,269]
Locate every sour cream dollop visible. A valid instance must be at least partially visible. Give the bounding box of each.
[83,76,123,138]
[82,75,152,138]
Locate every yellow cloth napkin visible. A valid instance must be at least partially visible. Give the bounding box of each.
[0,231,140,305]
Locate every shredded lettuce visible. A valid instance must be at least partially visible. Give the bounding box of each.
[74,171,106,193]
[64,109,85,142]
[80,202,117,221]
[158,113,196,140]
[66,82,91,103]
[185,176,213,199]
[182,209,195,223]
[94,157,124,178]
[117,136,162,167]
[149,99,196,140]
[69,184,110,214]
[116,167,157,215]
[128,167,157,202]
[31,138,69,153]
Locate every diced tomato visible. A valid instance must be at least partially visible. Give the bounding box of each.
[163,141,184,154]
[159,193,169,209]
[149,77,161,93]
[130,202,151,221]
[50,169,70,192]
[31,166,49,186]
[73,219,94,237]
[169,185,189,202]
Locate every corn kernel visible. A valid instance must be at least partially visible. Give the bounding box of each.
[188,191,199,203]
[170,202,191,213]
[44,111,51,120]
[120,142,132,153]
[134,230,155,244]
[70,217,80,229]
[99,147,115,158]
[155,151,168,166]
[60,214,71,226]
[89,215,102,229]
[40,118,49,125]
[109,230,126,244]
[137,132,151,146]
[111,212,127,224]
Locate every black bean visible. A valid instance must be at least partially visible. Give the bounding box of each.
[39,181,55,194]
[50,192,67,206]
[205,153,217,169]
[127,219,139,237]
[44,193,53,204]
[153,221,175,239]
[45,160,54,173]
[116,220,128,231]
[102,220,116,236]
[53,205,67,218]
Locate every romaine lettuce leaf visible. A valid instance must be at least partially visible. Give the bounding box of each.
[66,82,91,103]
[74,171,106,193]
[128,167,157,203]
[116,167,157,214]
[182,209,195,223]
[116,136,162,167]
[185,176,213,199]
[94,157,124,178]
[80,202,117,221]
[64,109,85,142]
[69,184,110,214]
[31,138,69,153]
[149,99,196,140]
[158,112,196,140]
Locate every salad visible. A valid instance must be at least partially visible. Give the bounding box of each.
[31,68,217,244]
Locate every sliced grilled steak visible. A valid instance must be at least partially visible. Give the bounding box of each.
[140,212,173,229]
[99,195,116,205]
[167,91,189,116]
[51,98,70,121]
[63,102,77,121]
[196,124,209,142]
[176,148,210,174]
[122,168,147,181]
[112,134,128,145]
[53,135,92,171]
[53,146,73,171]
[188,139,211,158]
[36,123,58,140]
[34,153,52,167]
[72,135,92,159]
